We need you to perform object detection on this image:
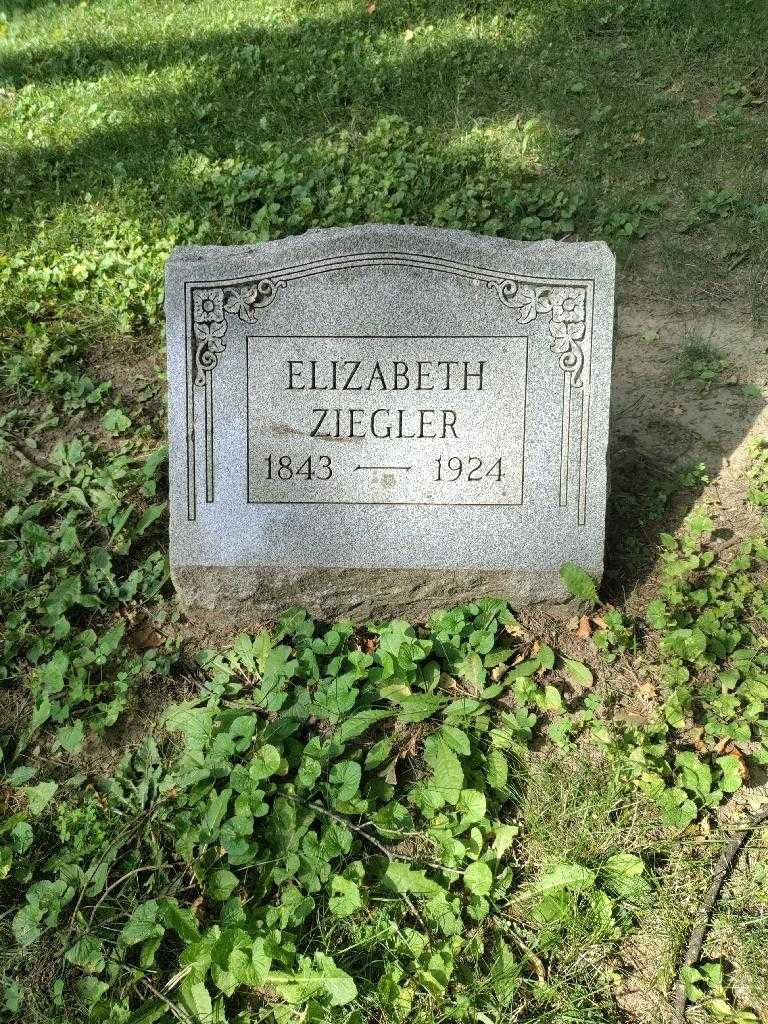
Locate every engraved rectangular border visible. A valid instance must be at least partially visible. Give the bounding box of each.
[245,334,528,509]
[180,251,596,526]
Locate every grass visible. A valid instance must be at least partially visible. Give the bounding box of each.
[1,0,767,318]
[2,1,768,1022]
[674,331,729,389]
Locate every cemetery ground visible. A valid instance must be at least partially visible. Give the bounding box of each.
[1,1,767,1023]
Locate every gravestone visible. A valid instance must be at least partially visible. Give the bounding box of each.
[165,225,614,625]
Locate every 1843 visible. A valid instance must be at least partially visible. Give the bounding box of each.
[265,454,332,480]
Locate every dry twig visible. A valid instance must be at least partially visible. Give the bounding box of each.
[671,803,768,1018]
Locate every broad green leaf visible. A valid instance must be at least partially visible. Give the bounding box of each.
[298,755,322,788]
[602,852,644,878]
[179,979,212,1022]
[541,684,563,710]
[268,953,357,1006]
[135,503,165,537]
[208,869,239,902]
[164,704,213,753]
[538,645,556,670]
[716,754,745,793]
[365,738,392,770]
[328,876,362,918]
[56,720,85,753]
[439,725,471,756]
[25,781,58,816]
[229,938,271,987]
[661,628,707,661]
[489,940,519,1007]
[492,823,518,859]
[534,862,596,893]
[457,652,484,689]
[7,767,36,787]
[562,657,594,687]
[663,690,687,729]
[601,853,648,898]
[313,679,358,719]
[655,787,698,828]
[119,901,163,947]
[158,899,200,943]
[486,749,508,791]
[508,658,539,678]
[65,937,105,973]
[423,733,463,805]
[675,751,712,800]
[251,743,281,780]
[329,760,361,801]
[464,861,493,896]
[124,998,167,1024]
[456,789,486,832]
[396,694,448,722]
[335,709,392,743]
[201,788,232,839]
[559,563,599,603]
[12,905,42,948]
[384,862,443,896]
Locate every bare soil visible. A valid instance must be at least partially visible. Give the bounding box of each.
[606,301,768,608]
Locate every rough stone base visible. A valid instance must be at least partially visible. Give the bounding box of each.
[172,565,581,629]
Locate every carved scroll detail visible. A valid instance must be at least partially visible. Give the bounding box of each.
[192,280,285,386]
[490,281,586,387]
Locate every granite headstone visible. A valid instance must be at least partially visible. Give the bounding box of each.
[165,225,614,624]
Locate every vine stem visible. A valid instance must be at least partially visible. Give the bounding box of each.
[671,803,768,1018]
[142,978,194,1024]
[64,803,164,946]
[85,863,175,929]
[284,795,434,929]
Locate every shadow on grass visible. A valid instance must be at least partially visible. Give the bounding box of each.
[2,0,763,207]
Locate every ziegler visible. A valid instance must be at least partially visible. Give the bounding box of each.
[309,407,459,439]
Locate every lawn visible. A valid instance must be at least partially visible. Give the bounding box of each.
[1,1,768,1022]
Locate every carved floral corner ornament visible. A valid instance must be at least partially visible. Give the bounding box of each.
[193,280,284,386]
[490,281,586,387]
[191,271,588,389]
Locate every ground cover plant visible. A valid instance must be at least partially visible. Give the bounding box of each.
[3,439,768,1022]
[2,0,768,1022]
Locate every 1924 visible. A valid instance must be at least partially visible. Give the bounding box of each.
[434,456,504,482]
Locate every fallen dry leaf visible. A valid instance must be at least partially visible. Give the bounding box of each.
[689,726,707,752]
[577,615,593,639]
[637,680,656,701]
[130,625,162,651]
[723,743,749,779]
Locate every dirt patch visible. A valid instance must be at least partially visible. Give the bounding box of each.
[606,301,768,608]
